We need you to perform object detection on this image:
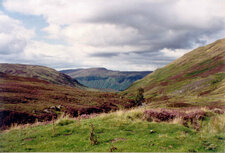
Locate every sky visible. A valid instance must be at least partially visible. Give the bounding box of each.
[0,0,225,71]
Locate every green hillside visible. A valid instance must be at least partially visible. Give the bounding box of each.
[124,38,225,107]
[61,68,151,91]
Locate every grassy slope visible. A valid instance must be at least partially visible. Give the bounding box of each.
[0,108,224,152]
[124,38,225,107]
[61,68,152,91]
[0,72,133,128]
[0,63,82,88]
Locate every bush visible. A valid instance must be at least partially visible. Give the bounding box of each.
[134,88,145,106]
[144,109,176,122]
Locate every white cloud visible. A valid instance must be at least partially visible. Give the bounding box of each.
[173,0,225,28]
[42,24,61,39]
[0,11,34,55]
[62,23,142,46]
[3,0,99,24]
[160,48,190,58]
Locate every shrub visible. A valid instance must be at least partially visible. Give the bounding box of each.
[134,88,145,106]
[144,109,176,122]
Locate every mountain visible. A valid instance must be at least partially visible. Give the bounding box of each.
[0,71,134,129]
[60,68,152,91]
[0,63,82,88]
[124,38,225,107]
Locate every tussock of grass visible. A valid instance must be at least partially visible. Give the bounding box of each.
[203,113,225,134]
[170,117,183,125]
[55,113,74,126]
[98,107,146,123]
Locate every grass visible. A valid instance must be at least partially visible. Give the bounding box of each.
[203,114,225,134]
[0,108,225,152]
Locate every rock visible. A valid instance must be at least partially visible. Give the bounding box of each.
[50,105,61,111]
[50,106,57,109]
[214,108,224,114]
[150,130,155,134]
[43,109,51,113]
[57,105,63,110]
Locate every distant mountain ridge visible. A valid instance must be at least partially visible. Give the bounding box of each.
[0,63,83,88]
[60,68,152,91]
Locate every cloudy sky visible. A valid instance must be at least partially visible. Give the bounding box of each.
[0,0,225,71]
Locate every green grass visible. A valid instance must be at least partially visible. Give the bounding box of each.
[1,110,225,152]
[211,73,225,85]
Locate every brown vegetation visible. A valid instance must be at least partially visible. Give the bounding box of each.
[144,107,224,130]
[0,73,134,129]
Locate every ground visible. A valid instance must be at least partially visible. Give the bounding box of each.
[0,107,224,152]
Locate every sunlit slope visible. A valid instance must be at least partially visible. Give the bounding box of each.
[125,38,225,106]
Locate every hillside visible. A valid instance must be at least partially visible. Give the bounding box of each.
[0,63,82,88]
[124,38,225,107]
[0,72,134,129]
[61,68,152,91]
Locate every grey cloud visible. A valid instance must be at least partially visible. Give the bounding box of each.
[89,50,175,69]
[89,52,119,58]
[0,39,27,55]
[86,0,225,51]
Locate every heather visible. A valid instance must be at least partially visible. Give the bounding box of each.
[144,108,206,130]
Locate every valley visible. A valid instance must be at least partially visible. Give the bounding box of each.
[0,38,225,152]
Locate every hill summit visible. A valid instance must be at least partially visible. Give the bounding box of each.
[0,63,82,88]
